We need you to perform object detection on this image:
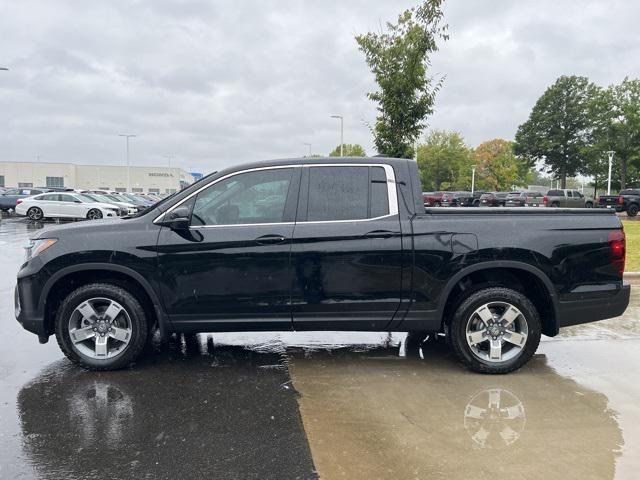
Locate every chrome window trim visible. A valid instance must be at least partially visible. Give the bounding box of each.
[154,162,399,226]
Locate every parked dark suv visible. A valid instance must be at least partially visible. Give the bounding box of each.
[0,188,47,211]
[15,157,629,374]
[479,192,509,207]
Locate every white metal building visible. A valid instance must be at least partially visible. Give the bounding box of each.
[0,161,194,194]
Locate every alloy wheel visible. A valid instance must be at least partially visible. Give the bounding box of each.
[28,207,43,221]
[68,297,132,359]
[87,209,103,220]
[465,301,529,363]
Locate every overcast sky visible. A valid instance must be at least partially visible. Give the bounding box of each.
[1,0,639,173]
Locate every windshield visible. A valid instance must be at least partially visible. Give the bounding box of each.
[146,171,219,213]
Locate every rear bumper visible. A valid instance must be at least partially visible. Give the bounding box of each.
[556,283,631,328]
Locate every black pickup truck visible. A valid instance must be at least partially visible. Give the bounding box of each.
[15,157,629,374]
[598,189,640,217]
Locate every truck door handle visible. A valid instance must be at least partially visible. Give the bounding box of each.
[255,234,287,245]
[363,230,399,239]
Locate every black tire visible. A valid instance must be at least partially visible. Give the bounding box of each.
[27,207,44,221]
[447,287,541,374]
[585,202,593,208]
[86,208,103,220]
[551,202,559,208]
[627,204,639,217]
[55,283,148,370]
[434,202,441,207]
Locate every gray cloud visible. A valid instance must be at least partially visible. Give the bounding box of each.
[0,0,638,173]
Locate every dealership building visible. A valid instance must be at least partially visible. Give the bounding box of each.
[0,161,195,194]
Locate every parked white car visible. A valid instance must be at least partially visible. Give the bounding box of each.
[80,193,139,215]
[15,192,123,221]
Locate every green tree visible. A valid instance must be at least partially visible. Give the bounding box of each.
[417,130,470,191]
[589,78,640,189]
[471,139,521,191]
[356,1,448,158]
[328,144,366,157]
[514,75,598,188]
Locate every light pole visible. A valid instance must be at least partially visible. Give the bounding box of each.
[606,150,615,195]
[163,154,174,168]
[330,115,344,156]
[303,143,312,157]
[118,134,136,192]
[471,166,476,194]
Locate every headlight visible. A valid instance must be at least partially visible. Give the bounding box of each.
[24,238,57,262]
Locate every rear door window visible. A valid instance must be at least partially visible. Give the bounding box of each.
[305,166,390,221]
[39,194,59,201]
[307,166,368,221]
[59,194,77,203]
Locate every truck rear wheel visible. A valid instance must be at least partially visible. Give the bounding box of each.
[447,287,541,374]
[55,283,148,370]
[627,204,639,217]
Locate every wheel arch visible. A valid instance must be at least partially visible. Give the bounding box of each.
[437,261,558,337]
[41,263,169,338]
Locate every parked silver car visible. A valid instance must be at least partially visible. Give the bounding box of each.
[505,191,544,207]
[543,189,594,208]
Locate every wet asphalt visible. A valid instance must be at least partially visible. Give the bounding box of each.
[1,215,640,480]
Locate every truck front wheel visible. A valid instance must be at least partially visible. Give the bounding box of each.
[55,283,149,370]
[627,204,639,217]
[447,287,541,374]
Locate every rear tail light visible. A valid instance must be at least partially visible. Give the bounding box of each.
[609,230,626,275]
[16,199,23,205]
[618,196,624,205]
[543,196,548,205]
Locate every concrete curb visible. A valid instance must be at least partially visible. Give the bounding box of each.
[623,272,640,285]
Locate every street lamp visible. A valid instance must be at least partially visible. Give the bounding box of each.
[330,115,344,156]
[303,143,312,157]
[471,166,476,194]
[163,154,174,168]
[606,151,615,195]
[118,134,136,192]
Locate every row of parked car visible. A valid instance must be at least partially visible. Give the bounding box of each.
[423,189,596,208]
[0,187,165,221]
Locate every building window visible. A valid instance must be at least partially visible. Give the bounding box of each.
[132,188,143,193]
[115,187,127,192]
[166,188,176,194]
[46,177,64,188]
[0,175,4,187]
[148,188,160,194]
[18,182,34,188]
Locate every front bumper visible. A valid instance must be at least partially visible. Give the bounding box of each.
[15,282,48,340]
[556,283,631,329]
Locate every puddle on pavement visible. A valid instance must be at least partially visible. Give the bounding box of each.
[287,337,626,480]
[15,335,316,480]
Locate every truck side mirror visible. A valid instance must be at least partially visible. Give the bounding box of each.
[160,206,191,230]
